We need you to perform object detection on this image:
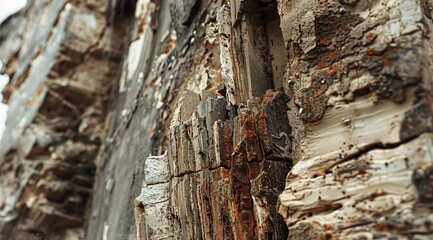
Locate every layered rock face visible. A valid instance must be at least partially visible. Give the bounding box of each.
[278,0,433,239]
[0,0,130,238]
[92,0,292,238]
[1,0,433,239]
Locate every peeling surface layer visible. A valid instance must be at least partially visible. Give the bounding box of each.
[0,0,130,238]
[278,0,433,239]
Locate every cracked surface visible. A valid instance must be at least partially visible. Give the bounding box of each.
[2,0,433,239]
[278,0,433,238]
[0,0,130,238]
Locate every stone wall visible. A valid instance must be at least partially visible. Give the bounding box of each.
[0,0,130,238]
[0,0,433,239]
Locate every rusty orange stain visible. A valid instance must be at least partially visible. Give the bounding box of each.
[317,61,327,69]
[319,37,331,46]
[222,168,230,177]
[312,220,322,227]
[329,65,337,74]
[323,224,334,231]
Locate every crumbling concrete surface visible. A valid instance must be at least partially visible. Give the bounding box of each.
[1,0,433,239]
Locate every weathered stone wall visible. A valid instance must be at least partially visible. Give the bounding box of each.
[0,0,130,238]
[89,0,290,238]
[130,0,292,239]
[131,0,433,239]
[277,0,433,239]
[1,0,433,239]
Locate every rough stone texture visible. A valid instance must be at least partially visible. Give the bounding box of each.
[128,2,292,236]
[278,0,433,239]
[280,133,433,239]
[1,0,433,239]
[0,0,130,238]
[162,92,291,239]
[105,0,291,239]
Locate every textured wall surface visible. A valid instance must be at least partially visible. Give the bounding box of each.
[278,0,433,239]
[0,0,130,238]
[0,0,433,239]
